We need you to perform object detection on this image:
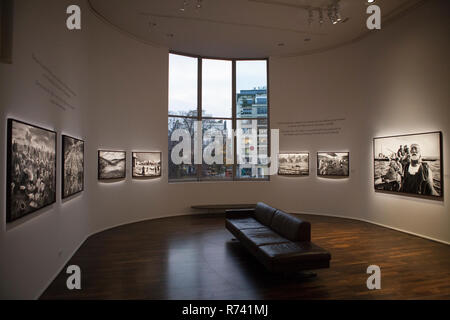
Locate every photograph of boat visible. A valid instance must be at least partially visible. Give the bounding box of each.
[373,132,442,198]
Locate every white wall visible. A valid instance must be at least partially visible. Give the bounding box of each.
[0,0,448,300]
[270,0,449,243]
[0,0,91,299]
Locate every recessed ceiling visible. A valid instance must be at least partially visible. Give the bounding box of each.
[89,0,424,58]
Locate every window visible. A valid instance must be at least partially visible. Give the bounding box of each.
[168,53,269,182]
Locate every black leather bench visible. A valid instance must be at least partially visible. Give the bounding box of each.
[225,202,331,273]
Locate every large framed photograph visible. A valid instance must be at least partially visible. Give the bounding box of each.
[373,132,443,198]
[132,152,162,178]
[98,150,126,180]
[317,152,350,177]
[7,119,57,223]
[62,135,84,198]
[278,153,309,176]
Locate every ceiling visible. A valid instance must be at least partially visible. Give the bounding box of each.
[88,0,425,58]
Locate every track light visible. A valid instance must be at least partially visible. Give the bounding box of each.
[318,8,324,25]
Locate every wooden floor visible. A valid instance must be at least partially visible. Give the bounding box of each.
[40,213,450,300]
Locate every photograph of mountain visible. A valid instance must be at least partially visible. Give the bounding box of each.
[98,150,126,180]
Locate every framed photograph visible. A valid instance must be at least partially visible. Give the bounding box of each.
[132,152,162,178]
[317,152,350,177]
[62,135,84,199]
[98,150,126,180]
[7,119,57,223]
[373,132,443,198]
[278,153,309,176]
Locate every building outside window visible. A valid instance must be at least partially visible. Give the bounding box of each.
[168,53,269,182]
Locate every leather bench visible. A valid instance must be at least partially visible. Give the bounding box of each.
[225,202,331,273]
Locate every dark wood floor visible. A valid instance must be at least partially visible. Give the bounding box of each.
[40,213,450,300]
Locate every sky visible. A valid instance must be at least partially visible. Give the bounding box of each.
[374,133,441,158]
[12,121,55,153]
[169,54,267,117]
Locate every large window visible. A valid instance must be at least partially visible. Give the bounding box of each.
[168,53,269,182]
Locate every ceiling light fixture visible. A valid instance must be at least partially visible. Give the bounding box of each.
[180,0,205,12]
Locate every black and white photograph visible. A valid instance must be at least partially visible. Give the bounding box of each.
[317,152,350,177]
[132,152,162,177]
[98,150,126,180]
[62,135,84,199]
[7,119,57,223]
[278,153,309,176]
[374,132,442,198]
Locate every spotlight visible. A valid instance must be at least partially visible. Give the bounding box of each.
[334,5,342,22]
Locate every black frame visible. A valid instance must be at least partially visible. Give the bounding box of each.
[132,151,162,178]
[97,150,126,180]
[62,135,84,199]
[278,152,310,176]
[373,131,443,200]
[6,119,57,223]
[317,152,350,177]
[168,52,270,182]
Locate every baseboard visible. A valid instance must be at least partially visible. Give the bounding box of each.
[291,210,450,246]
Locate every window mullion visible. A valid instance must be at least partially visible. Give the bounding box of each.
[232,60,237,181]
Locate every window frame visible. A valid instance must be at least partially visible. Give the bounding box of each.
[168,51,270,183]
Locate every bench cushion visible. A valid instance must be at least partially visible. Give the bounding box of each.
[270,210,311,242]
[254,202,277,226]
[240,228,290,247]
[257,242,331,272]
[227,217,266,230]
[259,242,330,262]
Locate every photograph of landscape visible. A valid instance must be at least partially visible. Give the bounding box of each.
[98,151,126,180]
[278,153,309,176]
[7,119,57,222]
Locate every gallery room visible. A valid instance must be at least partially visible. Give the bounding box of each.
[0,0,449,303]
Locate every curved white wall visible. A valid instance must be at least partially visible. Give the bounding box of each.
[269,0,449,243]
[0,0,448,300]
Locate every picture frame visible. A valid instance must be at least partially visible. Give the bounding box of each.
[373,131,443,199]
[98,150,126,180]
[132,152,162,178]
[317,152,350,177]
[62,135,84,199]
[7,119,57,222]
[278,152,309,176]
